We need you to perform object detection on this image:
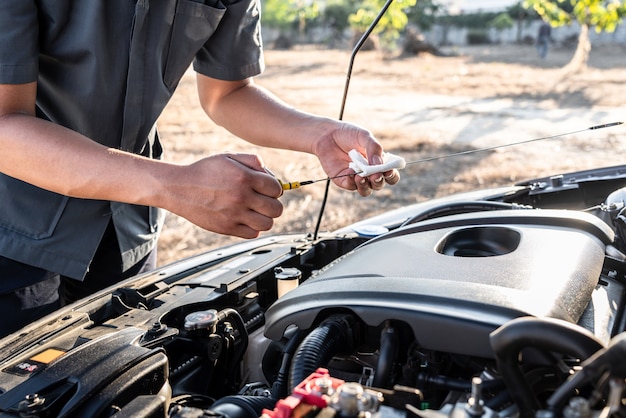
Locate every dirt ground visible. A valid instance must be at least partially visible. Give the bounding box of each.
[156,42,626,265]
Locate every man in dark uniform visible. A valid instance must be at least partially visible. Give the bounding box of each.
[0,1,400,337]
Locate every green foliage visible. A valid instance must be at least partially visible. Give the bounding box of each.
[348,0,418,46]
[522,0,626,32]
[323,0,357,32]
[489,12,516,30]
[443,12,501,28]
[506,1,540,19]
[433,2,539,30]
[405,0,442,31]
[522,0,625,71]
[262,0,320,32]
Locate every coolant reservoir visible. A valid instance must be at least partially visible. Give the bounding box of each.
[275,267,301,298]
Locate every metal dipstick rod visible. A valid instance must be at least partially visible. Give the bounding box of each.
[276,121,623,191]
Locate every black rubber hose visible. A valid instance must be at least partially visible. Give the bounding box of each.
[373,321,398,388]
[270,328,307,400]
[490,317,604,418]
[210,395,278,418]
[218,308,249,386]
[288,315,357,391]
[547,331,626,411]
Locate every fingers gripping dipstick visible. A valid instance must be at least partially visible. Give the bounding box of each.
[279,179,316,191]
[270,149,406,192]
[264,168,319,193]
[348,149,406,177]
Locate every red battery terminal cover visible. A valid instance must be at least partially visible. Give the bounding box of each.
[261,368,345,418]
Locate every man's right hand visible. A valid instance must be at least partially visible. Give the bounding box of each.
[159,153,284,239]
[0,82,284,239]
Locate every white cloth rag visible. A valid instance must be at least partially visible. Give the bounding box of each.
[348,149,406,177]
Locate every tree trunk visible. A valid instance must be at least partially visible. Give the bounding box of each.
[563,23,591,74]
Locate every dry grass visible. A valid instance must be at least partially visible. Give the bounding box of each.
[156,43,626,266]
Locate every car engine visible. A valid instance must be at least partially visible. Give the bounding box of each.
[1,166,626,418]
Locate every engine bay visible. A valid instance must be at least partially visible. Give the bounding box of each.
[2,166,626,418]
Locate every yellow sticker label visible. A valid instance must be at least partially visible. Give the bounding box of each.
[30,348,66,364]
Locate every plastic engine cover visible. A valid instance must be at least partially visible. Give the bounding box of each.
[264,210,613,357]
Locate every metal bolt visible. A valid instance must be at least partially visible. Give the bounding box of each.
[18,393,45,415]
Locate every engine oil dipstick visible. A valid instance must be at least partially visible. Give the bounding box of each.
[275,121,624,191]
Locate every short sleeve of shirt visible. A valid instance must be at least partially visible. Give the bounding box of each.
[193,0,265,81]
[0,0,39,84]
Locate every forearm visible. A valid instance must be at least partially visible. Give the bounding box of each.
[0,113,285,237]
[197,74,397,197]
[0,113,168,206]
[199,77,340,156]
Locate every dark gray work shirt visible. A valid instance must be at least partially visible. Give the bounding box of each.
[0,0,264,281]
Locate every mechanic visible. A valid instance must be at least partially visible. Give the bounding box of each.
[0,1,400,338]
